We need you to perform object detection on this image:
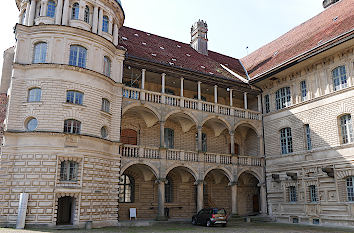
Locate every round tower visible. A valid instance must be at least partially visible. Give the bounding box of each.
[0,0,127,228]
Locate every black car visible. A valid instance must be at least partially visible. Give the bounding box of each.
[192,208,227,227]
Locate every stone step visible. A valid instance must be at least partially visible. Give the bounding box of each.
[247,216,275,223]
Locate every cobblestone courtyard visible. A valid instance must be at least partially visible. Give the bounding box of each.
[1,222,354,233]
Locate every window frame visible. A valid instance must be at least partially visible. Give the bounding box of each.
[33,42,47,64]
[164,128,174,149]
[63,119,81,134]
[103,56,111,77]
[71,3,79,20]
[339,114,353,144]
[26,117,38,131]
[84,6,90,23]
[309,185,317,203]
[101,98,110,113]
[300,80,307,101]
[289,186,297,203]
[264,94,270,113]
[275,87,291,110]
[69,45,87,68]
[60,160,79,182]
[304,124,312,150]
[119,175,134,203]
[66,90,84,105]
[47,0,56,18]
[102,15,109,33]
[101,126,108,138]
[332,66,347,91]
[280,127,293,154]
[28,88,42,102]
[347,176,354,202]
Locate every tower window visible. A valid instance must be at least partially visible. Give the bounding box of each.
[69,45,87,68]
[60,160,78,181]
[102,16,109,33]
[71,3,79,20]
[47,0,56,18]
[332,66,347,91]
[101,126,108,138]
[84,6,90,23]
[33,42,47,64]
[103,56,111,77]
[66,91,83,105]
[101,98,110,113]
[28,88,41,102]
[64,119,81,134]
[26,117,38,131]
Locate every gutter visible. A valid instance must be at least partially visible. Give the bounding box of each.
[249,28,354,83]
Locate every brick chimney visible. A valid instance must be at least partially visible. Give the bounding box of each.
[190,20,208,56]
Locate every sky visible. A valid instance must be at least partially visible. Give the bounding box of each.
[0,0,324,72]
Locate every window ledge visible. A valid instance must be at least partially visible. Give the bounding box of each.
[100,110,112,117]
[22,101,43,106]
[62,102,87,109]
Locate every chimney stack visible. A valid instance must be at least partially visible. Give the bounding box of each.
[190,20,208,56]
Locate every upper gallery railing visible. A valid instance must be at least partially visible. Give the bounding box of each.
[119,144,264,167]
[122,87,261,120]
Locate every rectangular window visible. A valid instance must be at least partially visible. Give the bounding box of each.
[309,185,317,202]
[276,87,291,110]
[300,80,307,101]
[305,124,312,150]
[28,88,41,102]
[265,94,270,113]
[164,128,174,149]
[280,127,293,154]
[340,114,353,144]
[346,177,354,202]
[333,66,347,91]
[101,98,110,113]
[289,186,297,202]
[66,91,83,105]
[60,161,78,181]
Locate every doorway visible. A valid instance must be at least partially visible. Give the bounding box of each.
[56,196,74,225]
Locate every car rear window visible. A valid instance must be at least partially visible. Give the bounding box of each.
[213,209,226,214]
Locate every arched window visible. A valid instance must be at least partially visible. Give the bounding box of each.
[164,128,174,149]
[280,127,293,154]
[275,87,291,110]
[71,3,79,20]
[64,119,81,134]
[47,0,56,18]
[165,176,173,203]
[332,66,347,91]
[60,160,79,181]
[103,56,111,77]
[347,177,354,202]
[26,117,38,131]
[102,15,109,33]
[28,88,41,102]
[84,6,90,23]
[340,114,353,144]
[69,45,87,68]
[119,175,134,203]
[66,90,83,105]
[33,42,47,64]
[121,129,137,145]
[101,126,108,138]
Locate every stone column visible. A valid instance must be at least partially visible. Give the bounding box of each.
[28,0,37,26]
[231,183,238,215]
[180,78,184,97]
[92,5,99,33]
[244,92,248,109]
[156,179,166,220]
[214,85,218,103]
[108,15,113,34]
[257,94,262,112]
[113,23,119,46]
[40,0,48,17]
[161,73,166,93]
[24,1,31,25]
[197,81,201,100]
[98,8,103,35]
[160,121,165,148]
[259,183,267,215]
[197,126,202,151]
[196,180,204,212]
[55,0,63,24]
[61,0,70,25]
[78,0,86,21]
[229,89,233,106]
[141,69,146,90]
[230,130,235,155]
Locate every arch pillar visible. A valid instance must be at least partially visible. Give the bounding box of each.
[156,178,167,221]
[230,181,238,215]
[259,182,267,215]
[195,180,204,212]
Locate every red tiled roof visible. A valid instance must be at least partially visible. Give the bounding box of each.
[241,0,354,79]
[119,26,247,83]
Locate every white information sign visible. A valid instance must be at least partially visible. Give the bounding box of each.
[16,193,29,229]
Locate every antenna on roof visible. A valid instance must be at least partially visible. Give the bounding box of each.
[246,46,249,55]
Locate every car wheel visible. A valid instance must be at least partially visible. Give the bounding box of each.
[222,223,227,227]
[192,217,197,225]
[206,219,212,227]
